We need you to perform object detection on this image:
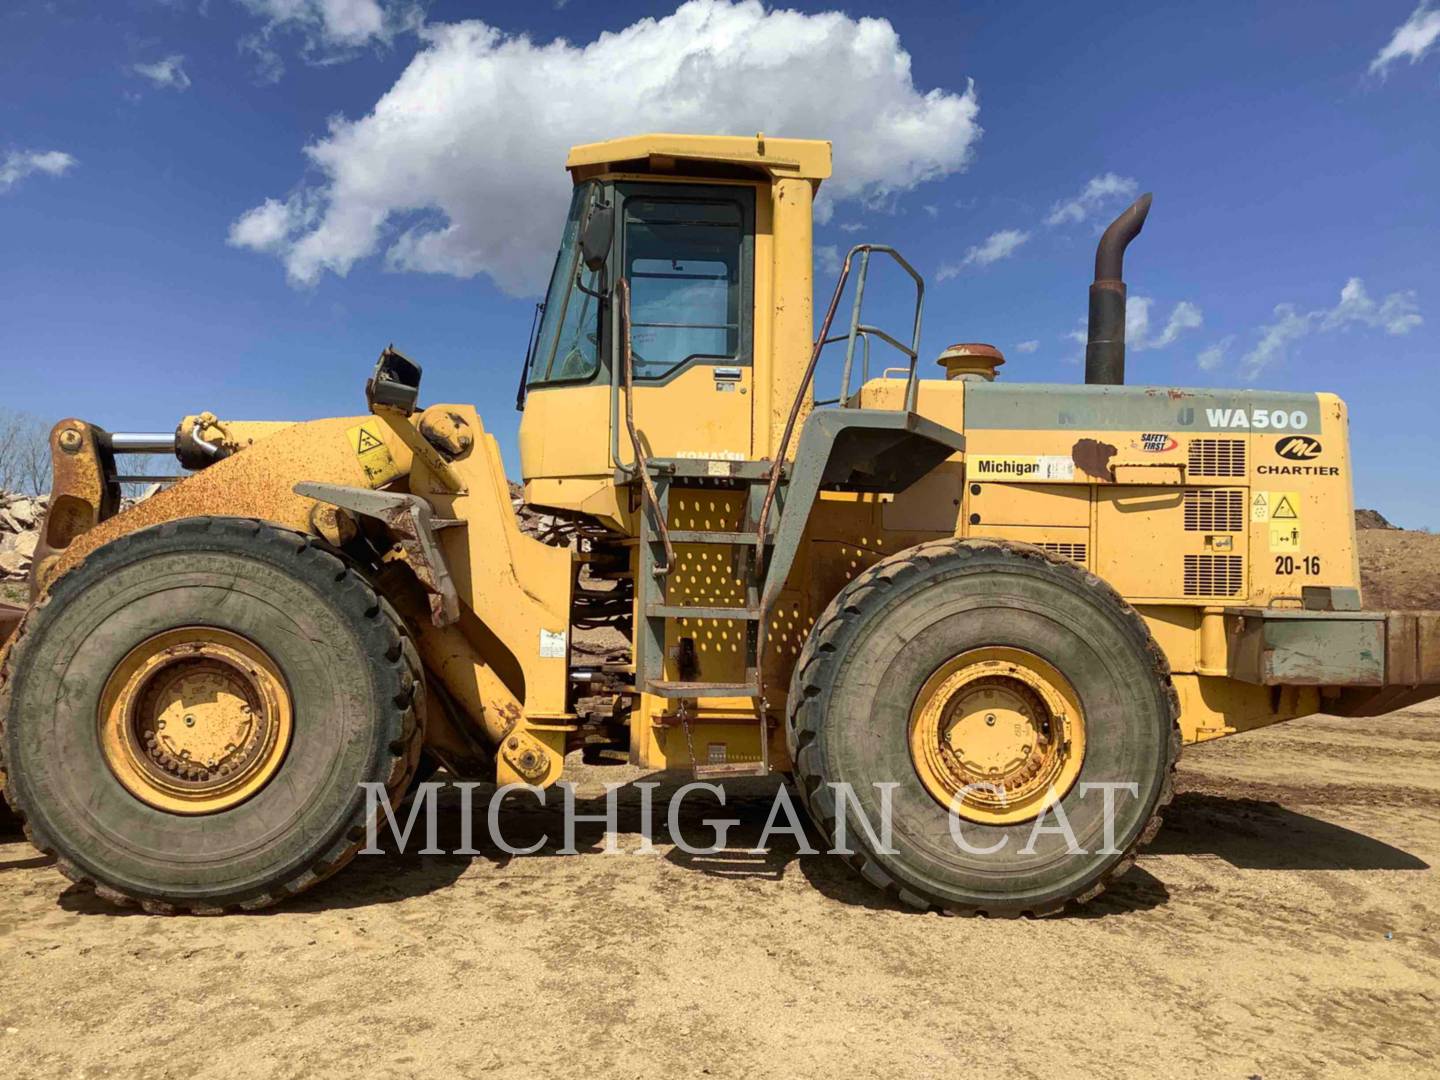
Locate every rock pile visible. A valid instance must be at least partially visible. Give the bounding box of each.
[1355,508,1398,530]
[508,481,569,544]
[0,492,46,581]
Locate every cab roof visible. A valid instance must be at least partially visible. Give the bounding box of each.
[565,133,832,184]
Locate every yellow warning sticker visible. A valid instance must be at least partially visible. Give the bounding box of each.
[1253,490,1300,524]
[1269,522,1302,552]
[347,419,400,488]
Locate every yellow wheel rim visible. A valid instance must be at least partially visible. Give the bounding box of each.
[908,646,1086,825]
[97,628,293,815]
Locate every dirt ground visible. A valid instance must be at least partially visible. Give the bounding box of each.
[1,703,1436,1079]
[1358,526,1440,611]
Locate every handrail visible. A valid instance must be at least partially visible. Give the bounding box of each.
[836,330,873,403]
[616,277,675,577]
[755,243,925,552]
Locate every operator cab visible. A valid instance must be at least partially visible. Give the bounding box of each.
[516,134,831,526]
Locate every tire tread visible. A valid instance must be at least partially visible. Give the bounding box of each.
[786,538,1181,918]
[0,518,424,914]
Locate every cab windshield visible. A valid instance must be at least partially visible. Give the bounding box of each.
[527,183,602,387]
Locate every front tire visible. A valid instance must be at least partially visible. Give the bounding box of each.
[0,517,423,913]
[787,539,1179,916]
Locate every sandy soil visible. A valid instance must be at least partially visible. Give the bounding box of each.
[1358,527,1440,611]
[2,704,1437,1080]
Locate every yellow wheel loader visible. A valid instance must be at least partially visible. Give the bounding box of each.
[1,134,1436,915]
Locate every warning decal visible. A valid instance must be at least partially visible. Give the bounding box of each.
[1270,523,1302,552]
[1253,490,1300,524]
[539,628,567,659]
[347,419,401,488]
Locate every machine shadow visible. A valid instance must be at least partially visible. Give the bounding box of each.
[0,803,23,842]
[53,774,1427,917]
[1151,790,1429,871]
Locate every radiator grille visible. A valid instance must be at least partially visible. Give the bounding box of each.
[1039,542,1088,564]
[1188,438,1246,477]
[1183,489,1245,532]
[1183,555,1243,597]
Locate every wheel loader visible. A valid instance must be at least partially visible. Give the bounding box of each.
[2,133,1437,916]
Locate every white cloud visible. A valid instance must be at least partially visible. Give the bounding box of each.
[238,0,423,81]
[1044,172,1138,227]
[1241,304,1313,379]
[227,195,315,252]
[966,228,1029,266]
[816,244,842,278]
[1197,335,1234,372]
[0,149,78,192]
[1013,340,1039,354]
[1240,277,1422,379]
[231,1,983,292]
[1370,2,1440,75]
[1320,276,1422,335]
[936,227,1029,278]
[1058,296,1201,362]
[1151,299,1203,349]
[133,54,191,91]
[838,222,864,233]
[1126,296,1204,351]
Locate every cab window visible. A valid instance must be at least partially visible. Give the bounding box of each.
[528,183,603,387]
[622,189,753,381]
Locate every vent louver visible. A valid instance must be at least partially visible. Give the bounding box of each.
[1039,542,1088,564]
[1184,489,1245,532]
[1188,438,1246,477]
[1183,555,1243,597]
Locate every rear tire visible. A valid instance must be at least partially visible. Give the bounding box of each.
[787,538,1179,916]
[0,517,423,913]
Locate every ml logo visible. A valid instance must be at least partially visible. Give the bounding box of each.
[1275,436,1322,460]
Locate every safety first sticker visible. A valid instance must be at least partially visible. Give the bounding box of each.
[1252,490,1301,550]
[347,419,401,488]
[970,455,1076,481]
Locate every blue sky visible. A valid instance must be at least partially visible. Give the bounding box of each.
[2,1,1437,524]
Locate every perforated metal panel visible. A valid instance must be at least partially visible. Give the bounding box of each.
[1183,489,1245,532]
[1188,438,1245,477]
[1183,554,1244,596]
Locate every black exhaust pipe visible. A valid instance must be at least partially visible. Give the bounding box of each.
[1084,193,1152,386]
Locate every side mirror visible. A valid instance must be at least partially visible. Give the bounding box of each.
[580,203,613,272]
[367,345,422,414]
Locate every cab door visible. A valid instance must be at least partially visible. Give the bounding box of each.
[619,183,755,461]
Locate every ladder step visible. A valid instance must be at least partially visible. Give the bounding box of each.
[692,761,770,779]
[647,680,760,698]
[646,604,761,621]
[666,530,759,545]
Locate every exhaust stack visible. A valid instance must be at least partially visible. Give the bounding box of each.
[1084,193,1153,386]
